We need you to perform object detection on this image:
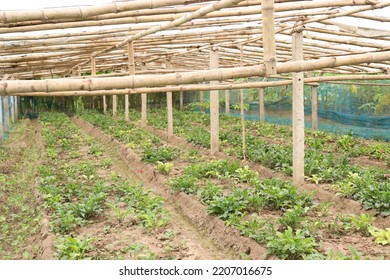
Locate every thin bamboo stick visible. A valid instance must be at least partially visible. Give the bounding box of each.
[141,63,147,126]
[166,60,174,138]
[126,42,135,121]
[311,84,318,131]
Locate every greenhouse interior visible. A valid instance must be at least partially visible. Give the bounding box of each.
[1,0,390,261]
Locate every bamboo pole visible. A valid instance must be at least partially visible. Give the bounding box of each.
[225,90,230,115]
[179,91,184,110]
[91,55,97,110]
[262,0,277,75]
[292,31,305,187]
[5,73,390,97]
[239,45,246,161]
[10,96,15,124]
[126,42,136,121]
[259,87,265,122]
[200,91,204,112]
[3,97,9,132]
[165,60,174,138]
[0,97,3,143]
[2,51,390,95]
[210,48,220,156]
[141,63,147,126]
[311,84,318,131]
[0,0,191,24]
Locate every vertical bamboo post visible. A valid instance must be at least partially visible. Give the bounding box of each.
[259,87,265,122]
[3,97,9,132]
[0,97,3,143]
[165,59,174,138]
[15,96,18,121]
[179,91,183,110]
[91,55,96,109]
[225,90,230,115]
[262,0,277,75]
[239,45,246,161]
[199,90,204,112]
[126,42,135,121]
[10,96,15,124]
[210,47,220,155]
[311,84,318,130]
[292,31,305,186]
[141,63,147,126]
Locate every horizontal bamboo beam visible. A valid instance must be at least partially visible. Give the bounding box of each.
[12,74,390,97]
[0,0,192,24]
[2,51,390,95]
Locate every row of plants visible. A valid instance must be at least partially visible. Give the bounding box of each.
[78,110,389,259]
[38,112,173,259]
[168,159,389,259]
[142,108,390,217]
[0,120,43,259]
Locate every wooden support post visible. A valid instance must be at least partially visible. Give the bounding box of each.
[225,90,230,115]
[141,63,147,126]
[15,96,18,120]
[179,91,183,110]
[112,95,117,116]
[165,60,174,138]
[311,84,318,130]
[262,0,277,75]
[239,45,246,160]
[3,97,9,132]
[292,31,305,186]
[91,55,96,109]
[127,42,135,121]
[199,90,204,112]
[210,48,219,155]
[259,87,265,122]
[0,97,3,142]
[9,96,15,124]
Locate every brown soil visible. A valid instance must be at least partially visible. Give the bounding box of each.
[73,116,268,260]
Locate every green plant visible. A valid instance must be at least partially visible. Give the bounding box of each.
[156,161,173,175]
[55,236,94,260]
[197,182,223,205]
[369,227,390,245]
[207,188,249,220]
[139,209,171,231]
[326,246,364,260]
[89,144,104,157]
[142,146,177,163]
[277,204,309,230]
[107,203,134,224]
[99,158,112,169]
[51,207,84,234]
[169,175,198,194]
[69,192,106,220]
[344,214,374,236]
[266,227,318,260]
[237,214,274,244]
